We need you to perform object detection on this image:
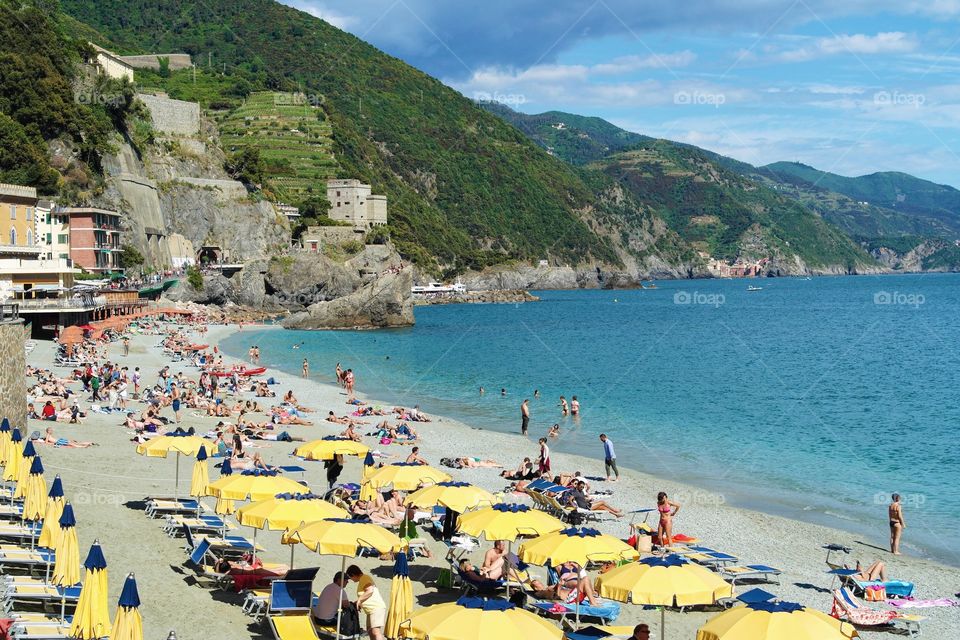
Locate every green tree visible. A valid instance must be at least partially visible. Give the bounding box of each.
[157,55,170,78]
[118,244,145,269]
[225,147,265,186]
[186,265,204,290]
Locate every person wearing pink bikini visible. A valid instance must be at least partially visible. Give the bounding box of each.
[657,491,681,551]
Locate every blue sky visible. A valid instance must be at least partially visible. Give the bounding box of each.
[284,1,960,187]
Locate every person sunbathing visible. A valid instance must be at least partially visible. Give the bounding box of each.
[852,560,887,582]
[459,457,502,468]
[458,560,490,584]
[340,423,362,442]
[501,458,535,479]
[327,411,351,425]
[565,481,622,517]
[271,407,312,425]
[36,427,94,448]
[528,562,600,606]
[405,447,428,465]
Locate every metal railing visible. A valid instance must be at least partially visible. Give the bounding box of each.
[15,295,106,311]
[0,303,19,322]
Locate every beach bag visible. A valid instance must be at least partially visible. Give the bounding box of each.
[436,568,454,589]
[865,585,886,601]
[380,437,392,445]
[338,606,360,635]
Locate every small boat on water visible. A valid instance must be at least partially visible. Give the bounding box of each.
[641,282,657,289]
[411,279,467,295]
[747,285,763,292]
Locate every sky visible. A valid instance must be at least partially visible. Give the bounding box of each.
[282,0,960,187]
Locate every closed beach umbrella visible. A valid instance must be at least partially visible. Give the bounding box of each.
[53,504,81,585]
[207,469,307,501]
[401,595,563,640]
[362,451,376,480]
[2,428,22,481]
[111,573,143,640]
[519,527,639,567]
[70,541,111,639]
[595,555,733,640]
[457,503,565,541]
[38,475,65,549]
[0,417,11,465]
[136,429,216,502]
[14,439,37,499]
[22,455,48,522]
[294,436,369,461]
[360,463,451,500]
[190,448,209,498]
[384,552,414,639]
[214,458,235,515]
[406,481,498,513]
[284,518,406,634]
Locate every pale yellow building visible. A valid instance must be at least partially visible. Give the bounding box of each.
[0,183,39,258]
[326,179,388,230]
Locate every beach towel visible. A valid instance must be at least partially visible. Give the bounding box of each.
[889,598,959,608]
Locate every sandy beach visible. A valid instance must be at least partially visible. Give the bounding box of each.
[19,322,960,639]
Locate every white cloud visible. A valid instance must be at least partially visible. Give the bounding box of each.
[775,32,918,62]
[286,1,357,29]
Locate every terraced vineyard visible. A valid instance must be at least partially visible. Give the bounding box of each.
[217,92,338,200]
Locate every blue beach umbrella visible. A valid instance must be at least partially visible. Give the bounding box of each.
[215,457,235,515]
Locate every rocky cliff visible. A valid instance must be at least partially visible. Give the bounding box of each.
[283,268,414,329]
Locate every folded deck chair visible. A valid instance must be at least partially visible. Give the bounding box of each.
[8,621,72,640]
[163,514,231,537]
[719,564,782,585]
[831,587,922,636]
[0,522,43,543]
[0,504,25,519]
[0,548,55,571]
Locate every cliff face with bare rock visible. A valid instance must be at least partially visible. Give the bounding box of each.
[283,269,414,329]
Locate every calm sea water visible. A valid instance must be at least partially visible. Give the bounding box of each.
[222,273,960,564]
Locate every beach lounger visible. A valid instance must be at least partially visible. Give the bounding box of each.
[0,504,25,520]
[719,564,782,585]
[831,587,922,636]
[268,568,356,640]
[0,522,43,543]
[529,597,622,625]
[685,551,739,568]
[0,547,55,573]
[243,587,271,620]
[163,514,231,537]
[144,498,204,518]
[826,562,915,597]
[8,621,72,640]
[184,539,230,586]
[1,583,81,613]
[182,525,261,558]
[269,614,321,640]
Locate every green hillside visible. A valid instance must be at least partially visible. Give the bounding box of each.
[762,162,960,234]
[58,0,622,273]
[217,91,338,201]
[589,142,871,267]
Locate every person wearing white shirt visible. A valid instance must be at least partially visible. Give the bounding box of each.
[312,572,349,624]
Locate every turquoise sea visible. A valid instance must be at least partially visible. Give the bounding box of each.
[222,273,960,565]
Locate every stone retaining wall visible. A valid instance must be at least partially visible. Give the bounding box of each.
[0,322,27,428]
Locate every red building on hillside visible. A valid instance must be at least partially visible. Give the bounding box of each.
[63,207,122,273]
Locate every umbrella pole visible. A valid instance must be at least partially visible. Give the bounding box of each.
[174,453,180,504]
[252,527,257,563]
[336,556,346,637]
[505,541,511,598]
[60,594,66,623]
[661,606,665,640]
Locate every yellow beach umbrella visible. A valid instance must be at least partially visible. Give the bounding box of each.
[38,476,65,549]
[13,439,37,499]
[284,518,406,634]
[401,595,563,640]
[21,455,48,522]
[360,463,451,500]
[596,555,733,640]
[236,492,347,563]
[457,503,565,542]
[70,541,111,639]
[294,436,369,461]
[236,493,347,530]
[2,428,22,481]
[362,451,377,480]
[112,573,143,640]
[207,469,308,501]
[406,481,498,514]
[136,429,216,501]
[697,590,859,640]
[0,417,11,466]
[519,526,639,567]
[384,553,413,639]
[190,448,210,498]
[214,457,235,515]
[52,503,81,586]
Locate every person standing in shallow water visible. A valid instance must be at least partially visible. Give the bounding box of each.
[520,398,530,436]
[889,493,906,555]
[302,358,309,378]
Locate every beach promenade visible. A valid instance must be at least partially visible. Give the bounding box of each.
[18,322,960,639]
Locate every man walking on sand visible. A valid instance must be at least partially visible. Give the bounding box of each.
[600,434,619,482]
[122,336,129,357]
[520,399,530,436]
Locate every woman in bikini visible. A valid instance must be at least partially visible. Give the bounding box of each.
[656,491,681,550]
[889,493,905,555]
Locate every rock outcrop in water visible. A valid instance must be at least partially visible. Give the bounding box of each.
[283,268,414,329]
